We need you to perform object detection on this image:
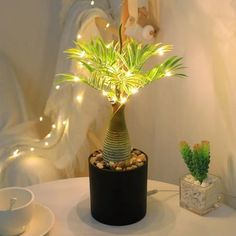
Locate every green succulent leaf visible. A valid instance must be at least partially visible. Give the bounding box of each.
[180,141,210,183]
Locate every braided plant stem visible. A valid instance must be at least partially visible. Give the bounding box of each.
[103,104,131,163]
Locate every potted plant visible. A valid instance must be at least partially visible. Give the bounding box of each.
[179,141,223,215]
[57,32,184,225]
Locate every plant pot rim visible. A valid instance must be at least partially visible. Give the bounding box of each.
[89,157,148,173]
[89,148,148,173]
[181,173,221,188]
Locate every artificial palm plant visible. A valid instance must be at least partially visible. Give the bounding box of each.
[57,36,184,165]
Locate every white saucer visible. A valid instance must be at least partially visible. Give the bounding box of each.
[21,202,55,236]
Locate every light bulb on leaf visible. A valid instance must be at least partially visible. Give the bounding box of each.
[165,71,172,77]
[131,88,139,94]
[74,76,80,82]
[120,97,127,104]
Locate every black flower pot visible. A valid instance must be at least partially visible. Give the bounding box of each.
[88,151,148,226]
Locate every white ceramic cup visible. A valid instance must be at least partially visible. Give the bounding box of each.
[0,187,34,236]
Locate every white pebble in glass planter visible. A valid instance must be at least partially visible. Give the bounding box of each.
[180,174,223,215]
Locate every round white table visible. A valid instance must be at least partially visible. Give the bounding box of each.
[29,177,236,236]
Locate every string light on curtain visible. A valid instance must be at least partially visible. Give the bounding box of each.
[13,149,20,158]
[46,133,52,138]
[77,34,82,39]
[90,0,95,6]
[76,95,83,103]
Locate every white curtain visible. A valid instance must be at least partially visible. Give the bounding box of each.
[148,0,236,207]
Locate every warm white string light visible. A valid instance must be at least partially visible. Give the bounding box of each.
[76,95,83,103]
[13,149,20,158]
[74,76,80,82]
[6,115,70,162]
[106,44,111,49]
[79,51,86,58]
[46,133,52,138]
[5,18,133,164]
[90,0,95,6]
[165,71,172,77]
[157,48,164,56]
[102,91,108,96]
[126,71,133,77]
[131,88,139,94]
[120,97,127,104]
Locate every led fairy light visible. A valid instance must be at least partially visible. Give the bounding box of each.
[9,18,139,164]
[165,71,172,77]
[102,90,108,96]
[74,76,80,82]
[77,62,83,69]
[131,88,139,94]
[46,133,52,138]
[90,0,95,6]
[120,96,127,104]
[156,45,173,56]
[13,149,20,157]
[106,44,111,49]
[157,48,164,56]
[126,71,133,77]
[79,51,86,58]
[76,95,83,103]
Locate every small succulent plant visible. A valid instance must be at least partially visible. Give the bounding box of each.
[180,141,210,183]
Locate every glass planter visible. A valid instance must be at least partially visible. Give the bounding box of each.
[180,174,223,215]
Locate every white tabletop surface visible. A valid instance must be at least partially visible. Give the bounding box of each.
[29,177,236,236]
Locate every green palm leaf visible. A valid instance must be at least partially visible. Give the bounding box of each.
[56,38,185,103]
